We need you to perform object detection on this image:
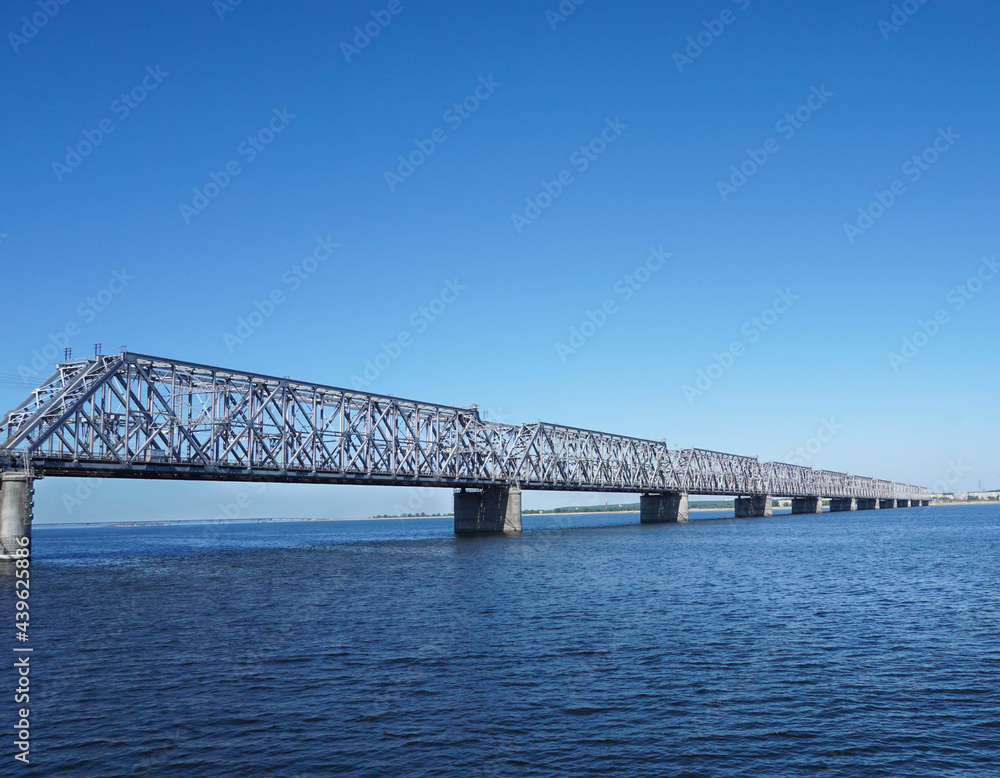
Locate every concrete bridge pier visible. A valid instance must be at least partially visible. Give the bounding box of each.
[791,497,822,515]
[897,499,910,508]
[856,498,878,511]
[920,500,930,506]
[454,486,521,535]
[735,495,772,518]
[829,498,856,512]
[640,492,689,523]
[879,499,896,509]
[0,472,33,560]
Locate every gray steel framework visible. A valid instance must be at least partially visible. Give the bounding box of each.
[0,352,929,501]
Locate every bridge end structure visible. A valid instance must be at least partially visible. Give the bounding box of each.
[735,495,773,518]
[791,497,822,515]
[454,486,522,534]
[640,492,689,523]
[0,472,32,560]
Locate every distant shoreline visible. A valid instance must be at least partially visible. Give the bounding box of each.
[34,506,737,529]
[33,501,993,529]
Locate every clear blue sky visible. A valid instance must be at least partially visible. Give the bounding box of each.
[2,0,998,522]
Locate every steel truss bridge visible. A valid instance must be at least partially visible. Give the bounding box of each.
[0,352,928,503]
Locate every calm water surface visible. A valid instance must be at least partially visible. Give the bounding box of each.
[3,505,999,776]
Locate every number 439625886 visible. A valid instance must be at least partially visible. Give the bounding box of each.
[14,537,29,635]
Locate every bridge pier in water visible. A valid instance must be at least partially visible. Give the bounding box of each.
[856,499,878,511]
[454,486,521,534]
[897,499,910,508]
[879,499,896,509]
[830,498,856,512]
[640,492,689,523]
[791,497,822,515]
[0,472,32,560]
[735,495,772,518]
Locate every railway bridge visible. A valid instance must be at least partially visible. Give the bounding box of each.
[0,351,930,556]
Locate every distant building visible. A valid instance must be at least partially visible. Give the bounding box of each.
[932,491,1000,501]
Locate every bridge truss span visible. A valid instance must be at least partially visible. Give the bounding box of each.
[0,352,928,502]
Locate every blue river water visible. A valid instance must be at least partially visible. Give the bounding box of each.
[3,505,999,776]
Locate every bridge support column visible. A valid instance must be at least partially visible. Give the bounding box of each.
[640,492,689,523]
[454,487,521,535]
[735,495,772,518]
[0,472,33,560]
[857,499,878,511]
[921,500,930,506]
[898,499,910,508]
[791,497,822,515]
[879,499,896,509]
[829,498,856,512]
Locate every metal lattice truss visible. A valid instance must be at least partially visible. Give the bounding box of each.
[0,352,928,500]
